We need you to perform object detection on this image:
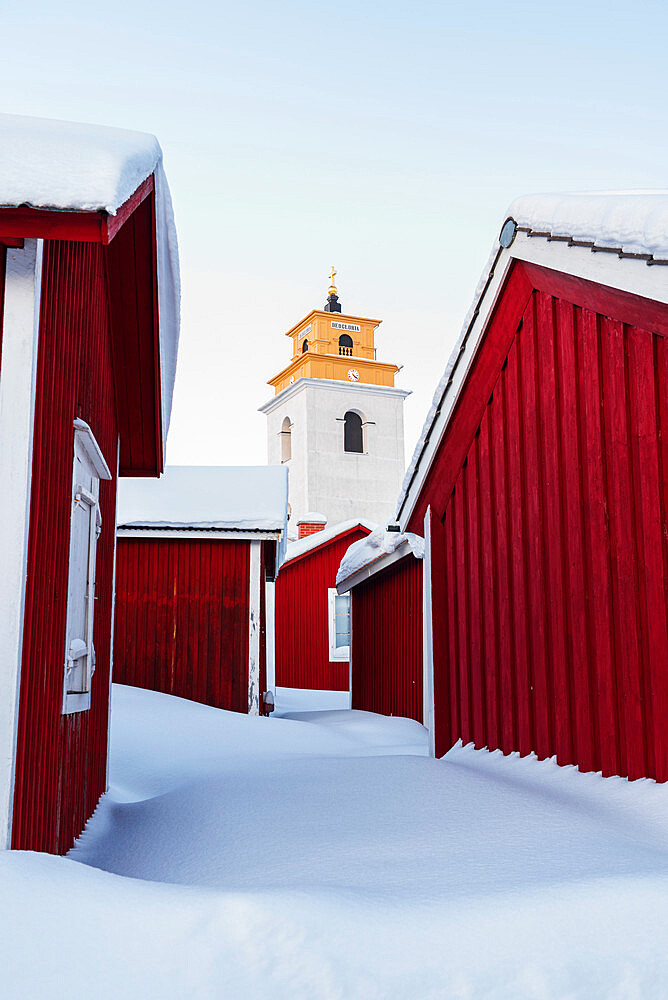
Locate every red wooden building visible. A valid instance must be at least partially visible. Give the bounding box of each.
[114,465,288,714]
[397,192,668,779]
[336,527,424,723]
[0,114,180,853]
[274,520,373,692]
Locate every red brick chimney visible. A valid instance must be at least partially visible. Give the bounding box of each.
[297,512,327,540]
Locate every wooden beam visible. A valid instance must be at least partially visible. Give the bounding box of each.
[0,174,155,246]
[0,207,103,243]
[102,175,154,245]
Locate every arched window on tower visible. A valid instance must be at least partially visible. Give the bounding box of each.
[338,334,353,356]
[280,416,292,462]
[302,339,309,352]
[343,411,364,454]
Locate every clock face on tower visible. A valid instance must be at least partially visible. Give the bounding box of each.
[347,369,360,381]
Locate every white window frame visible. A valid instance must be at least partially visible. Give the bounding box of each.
[62,419,111,715]
[328,588,351,662]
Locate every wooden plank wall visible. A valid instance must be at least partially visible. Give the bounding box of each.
[114,537,251,713]
[433,284,668,779]
[275,527,370,691]
[12,241,119,853]
[351,555,423,722]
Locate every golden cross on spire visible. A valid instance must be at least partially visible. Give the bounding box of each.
[328,266,338,295]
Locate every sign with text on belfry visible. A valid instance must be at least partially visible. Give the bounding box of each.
[331,321,361,333]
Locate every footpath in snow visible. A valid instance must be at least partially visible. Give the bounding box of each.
[2,684,668,999]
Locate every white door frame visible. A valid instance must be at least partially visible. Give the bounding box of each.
[0,240,43,847]
[422,505,436,757]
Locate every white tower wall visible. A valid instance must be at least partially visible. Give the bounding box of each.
[260,377,410,534]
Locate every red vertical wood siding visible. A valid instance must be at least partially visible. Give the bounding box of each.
[12,241,119,854]
[0,244,6,366]
[351,555,423,721]
[422,264,668,779]
[114,537,251,713]
[275,526,370,690]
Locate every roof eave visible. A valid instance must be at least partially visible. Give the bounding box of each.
[398,225,668,532]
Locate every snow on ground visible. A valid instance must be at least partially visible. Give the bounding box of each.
[4,686,668,998]
[273,685,351,716]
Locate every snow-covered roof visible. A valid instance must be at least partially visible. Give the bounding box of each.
[117,466,289,533]
[336,525,424,593]
[0,113,162,215]
[283,519,376,566]
[509,191,668,260]
[397,190,668,528]
[0,113,180,451]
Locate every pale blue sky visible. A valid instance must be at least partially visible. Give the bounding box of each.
[2,0,666,465]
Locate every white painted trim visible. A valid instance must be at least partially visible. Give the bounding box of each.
[62,421,110,716]
[327,588,350,661]
[511,230,668,305]
[399,230,668,530]
[117,527,281,541]
[398,252,513,531]
[106,437,120,790]
[348,594,353,710]
[259,377,411,415]
[336,539,420,595]
[265,580,276,692]
[247,541,262,715]
[73,418,112,481]
[422,506,435,757]
[0,239,43,849]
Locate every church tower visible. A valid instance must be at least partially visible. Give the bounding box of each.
[259,271,410,535]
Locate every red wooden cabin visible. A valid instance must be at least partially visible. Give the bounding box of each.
[274,520,373,691]
[336,527,424,723]
[114,465,288,714]
[398,192,668,780]
[0,114,180,853]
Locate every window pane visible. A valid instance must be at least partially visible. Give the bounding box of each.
[66,496,92,692]
[344,411,363,453]
[334,594,350,647]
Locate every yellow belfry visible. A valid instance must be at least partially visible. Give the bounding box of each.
[267,270,400,395]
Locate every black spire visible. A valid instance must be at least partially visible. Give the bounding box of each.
[324,290,341,313]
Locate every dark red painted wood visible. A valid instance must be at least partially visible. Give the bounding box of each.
[478,411,500,752]
[114,537,251,713]
[409,262,534,529]
[12,241,119,854]
[413,264,668,782]
[275,526,371,690]
[0,207,106,242]
[105,190,162,476]
[103,176,154,244]
[0,183,161,476]
[351,555,423,722]
[0,174,154,247]
[0,244,6,367]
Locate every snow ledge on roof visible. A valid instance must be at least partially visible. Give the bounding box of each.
[0,114,180,449]
[0,113,162,215]
[336,525,424,587]
[284,519,376,564]
[117,466,289,533]
[397,189,668,521]
[509,190,668,260]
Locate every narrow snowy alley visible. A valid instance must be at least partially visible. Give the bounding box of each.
[3,685,668,999]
